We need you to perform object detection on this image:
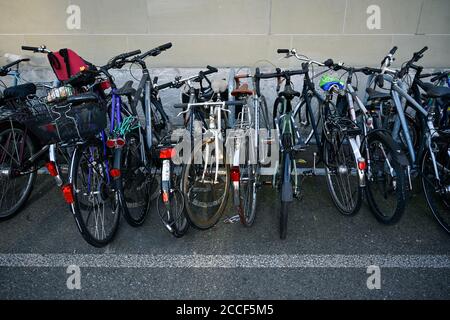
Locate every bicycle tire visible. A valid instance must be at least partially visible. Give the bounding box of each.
[0,124,36,220]
[69,140,121,247]
[364,131,407,224]
[323,127,362,215]
[181,140,230,230]
[421,145,450,233]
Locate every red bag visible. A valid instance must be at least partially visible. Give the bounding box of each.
[47,48,94,81]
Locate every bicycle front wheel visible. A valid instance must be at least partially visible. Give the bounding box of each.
[119,131,154,227]
[182,141,230,230]
[0,124,36,220]
[323,129,362,215]
[70,140,121,247]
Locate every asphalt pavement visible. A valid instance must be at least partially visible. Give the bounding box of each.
[0,172,449,299]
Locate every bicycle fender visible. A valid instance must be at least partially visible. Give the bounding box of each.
[368,130,409,167]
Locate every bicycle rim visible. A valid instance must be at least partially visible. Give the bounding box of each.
[323,132,362,215]
[0,125,36,220]
[71,142,121,247]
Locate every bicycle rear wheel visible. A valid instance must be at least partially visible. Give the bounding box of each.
[119,131,154,227]
[279,152,293,240]
[70,140,121,247]
[237,143,257,227]
[0,124,36,220]
[323,127,362,215]
[364,131,407,224]
[182,141,230,230]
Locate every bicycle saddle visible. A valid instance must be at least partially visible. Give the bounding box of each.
[115,80,136,96]
[422,83,450,99]
[2,83,36,100]
[366,88,391,101]
[231,83,253,97]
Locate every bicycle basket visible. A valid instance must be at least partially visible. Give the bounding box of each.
[23,93,107,145]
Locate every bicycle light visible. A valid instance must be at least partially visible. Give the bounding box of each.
[45,161,58,177]
[230,166,240,182]
[358,158,367,171]
[110,168,121,178]
[100,80,111,90]
[61,184,75,204]
[159,148,175,159]
[106,138,126,149]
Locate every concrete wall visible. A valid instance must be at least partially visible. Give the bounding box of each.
[1,0,449,68]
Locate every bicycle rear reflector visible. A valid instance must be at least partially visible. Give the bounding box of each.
[100,80,111,90]
[61,184,75,204]
[45,161,58,177]
[358,158,367,171]
[230,166,240,182]
[106,138,126,149]
[159,148,175,159]
[110,168,121,178]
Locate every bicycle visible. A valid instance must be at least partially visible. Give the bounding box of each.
[255,64,312,239]
[0,56,67,221]
[321,54,409,224]
[275,49,365,218]
[364,46,450,233]
[174,93,245,230]
[227,71,272,226]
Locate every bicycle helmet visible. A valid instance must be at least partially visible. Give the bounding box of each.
[320,75,344,92]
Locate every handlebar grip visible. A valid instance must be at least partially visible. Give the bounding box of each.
[255,67,261,96]
[277,49,290,54]
[174,103,188,109]
[21,46,40,52]
[323,58,334,67]
[158,42,172,51]
[155,81,173,91]
[417,46,428,56]
[206,65,218,73]
[389,46,398,55]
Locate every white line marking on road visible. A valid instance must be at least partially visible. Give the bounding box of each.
[0,254,449,269]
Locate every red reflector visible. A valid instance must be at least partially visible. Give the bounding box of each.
[106,139,116,149]
[110,168,121,178]
[100,80,111,90]
[230,166,240,182]
[159,148,175,159]
[62,184,74,204]
[358,158,367,171]
[45,161,58,177]
[162,192,169,203]
[116,137,126,148]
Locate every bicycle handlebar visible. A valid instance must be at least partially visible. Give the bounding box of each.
[21,45,51,54]
[138,42,172,60]
[155,65,218,91]
[0,58,30,74]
